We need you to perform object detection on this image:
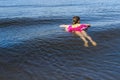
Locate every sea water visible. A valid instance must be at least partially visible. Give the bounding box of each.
[0,0,120,80]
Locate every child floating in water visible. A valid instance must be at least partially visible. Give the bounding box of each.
[60,16,97,47]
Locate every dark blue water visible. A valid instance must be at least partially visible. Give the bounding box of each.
[0,0,120,80]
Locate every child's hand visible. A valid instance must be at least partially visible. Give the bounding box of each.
[87,24,91,27]
[59,24,66,27]
[65,27,68,32]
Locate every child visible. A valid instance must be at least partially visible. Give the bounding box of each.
[60,16,97,47]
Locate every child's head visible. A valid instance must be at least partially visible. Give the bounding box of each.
[72,16,80,24]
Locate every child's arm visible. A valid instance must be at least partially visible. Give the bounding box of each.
[59,24,69,28]
[82,24,91,31]
[60,24,69,31]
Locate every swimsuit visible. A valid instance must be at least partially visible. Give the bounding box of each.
[67,24,88,32]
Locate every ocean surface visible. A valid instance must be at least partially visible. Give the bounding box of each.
[0,0,120,80]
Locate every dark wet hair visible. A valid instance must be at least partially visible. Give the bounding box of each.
[72,16,80,24]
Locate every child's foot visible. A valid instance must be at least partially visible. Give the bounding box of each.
[84,43,89,47]
[91,41,97,46]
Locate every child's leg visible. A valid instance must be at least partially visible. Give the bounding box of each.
[81,31,97,46]
[75,31,89,47]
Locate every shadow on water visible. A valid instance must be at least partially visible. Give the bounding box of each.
[0,28,120,80]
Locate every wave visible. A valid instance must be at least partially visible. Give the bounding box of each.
[0,17,68,26]
[1,26,119,48]
[0,25,120,80]
[0,4,86,8]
